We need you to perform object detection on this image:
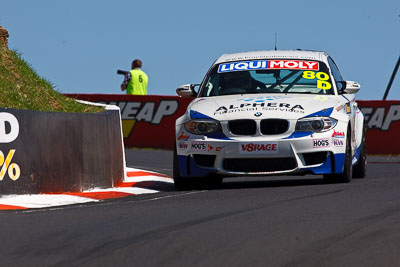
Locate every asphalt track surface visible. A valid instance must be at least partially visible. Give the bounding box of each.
[1,150,400,267]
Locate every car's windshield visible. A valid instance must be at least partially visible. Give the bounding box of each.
[199,59,334,97]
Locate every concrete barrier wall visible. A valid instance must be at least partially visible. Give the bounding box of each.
[0,108,124,194]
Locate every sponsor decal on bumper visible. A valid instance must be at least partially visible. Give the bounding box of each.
[190,141,207,151]
[332,138,344,147]
[313,138,330,148]
[239,142,279,154]
[178,141,188,150]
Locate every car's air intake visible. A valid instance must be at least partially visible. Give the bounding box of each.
[223,157,297,173]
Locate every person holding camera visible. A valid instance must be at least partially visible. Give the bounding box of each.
[120,59,148,95]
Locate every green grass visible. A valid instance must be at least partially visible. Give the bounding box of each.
[0,43,103,113]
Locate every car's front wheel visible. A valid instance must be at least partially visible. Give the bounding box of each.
[353,127,367,178]
[324,128,352,183]
[173,145,193,190]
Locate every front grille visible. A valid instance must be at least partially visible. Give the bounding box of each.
[223,157,297,173]
[260,119,289,135]
[228,119,257,135]
[302,152,328,166]
[193,154,216,168]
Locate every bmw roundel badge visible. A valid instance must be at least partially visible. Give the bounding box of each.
[254,112,262,117]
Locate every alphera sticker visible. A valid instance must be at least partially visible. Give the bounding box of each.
[218,60,319,73]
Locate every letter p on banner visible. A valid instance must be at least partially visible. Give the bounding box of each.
[0,113,19,143]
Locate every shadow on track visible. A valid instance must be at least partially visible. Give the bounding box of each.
[173,176,326,191]
[221,176,325,190]
[132,176,326,193]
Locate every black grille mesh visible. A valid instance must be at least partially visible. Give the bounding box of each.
[260,119,289,135]
[228,119,289,136]
[228,120,257,135]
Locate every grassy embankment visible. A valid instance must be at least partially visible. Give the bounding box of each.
[0,43,102,112]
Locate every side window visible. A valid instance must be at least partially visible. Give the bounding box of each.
[328,57,344,92]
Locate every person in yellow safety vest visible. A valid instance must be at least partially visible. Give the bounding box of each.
[121,59,149,95]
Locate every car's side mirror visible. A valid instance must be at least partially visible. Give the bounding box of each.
[344,81,361,94]
[339,81,361,94]
[176,84,199,98]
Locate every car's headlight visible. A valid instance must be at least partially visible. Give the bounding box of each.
[295,117,337,132]
[184,119,221,135]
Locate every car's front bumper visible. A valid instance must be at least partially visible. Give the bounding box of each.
[176,129,347,178]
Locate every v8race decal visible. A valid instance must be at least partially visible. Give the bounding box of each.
[239,142,279,154]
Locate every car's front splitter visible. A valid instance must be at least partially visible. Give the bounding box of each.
[176,141,349,178]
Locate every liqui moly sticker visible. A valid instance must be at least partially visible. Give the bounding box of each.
[239,142,279,154]
[218,60,319,73]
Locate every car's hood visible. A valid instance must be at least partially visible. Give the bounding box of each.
[188,94,341,121]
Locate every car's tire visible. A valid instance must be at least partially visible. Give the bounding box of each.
[353,128,367,178]
[323,128,352,183]
[173,146,193,190]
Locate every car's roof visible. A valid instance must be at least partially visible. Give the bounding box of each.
[214,50,329,64]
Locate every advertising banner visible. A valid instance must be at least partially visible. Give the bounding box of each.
[66,94,193,150]
[358,100,400,154]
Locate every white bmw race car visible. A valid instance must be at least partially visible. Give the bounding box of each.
[174,50,366,189]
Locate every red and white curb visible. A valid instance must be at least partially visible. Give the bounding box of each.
[0,167,173,210]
